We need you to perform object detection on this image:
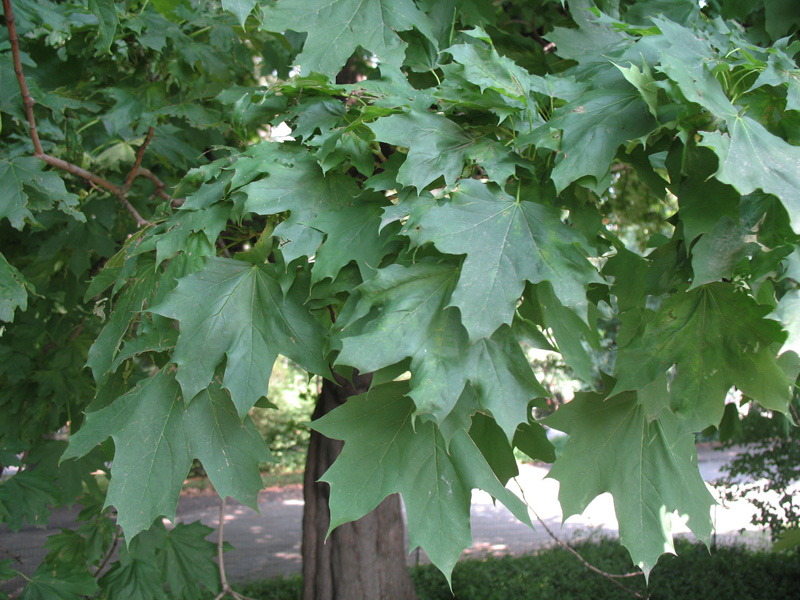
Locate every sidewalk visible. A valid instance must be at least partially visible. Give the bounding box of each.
[1,445,770,594]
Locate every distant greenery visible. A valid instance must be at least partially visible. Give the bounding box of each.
[251,358,318,475]
[208,540,800,600]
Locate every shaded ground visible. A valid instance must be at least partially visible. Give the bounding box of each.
[1,445,770,596]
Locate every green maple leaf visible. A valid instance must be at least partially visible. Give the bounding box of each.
[20,563,98,600]
[0,252,32,323]
[313,381,532,581]
[0,157,81,230]
[158,522,220,599]
[614,283,793,429]
[64,369,272,539]
[150,257,330,414]
[368,110,473,191]
[154,204,231,268]
[86,255,163,387]
[222,0,256,26]
[335,260,470,423]
[700,116,800,234]
[545,385,715,578]
[241,152,363,264]
[306,196,398,285]
[87,0,119,54]
[535,88,657,192]
[466,325,548,440]
[261,0,434,78]
[407,179,600,341]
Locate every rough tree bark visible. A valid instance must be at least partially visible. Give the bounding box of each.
[301,371,419,600]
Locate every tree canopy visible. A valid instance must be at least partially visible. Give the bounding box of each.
[1,0,800,597]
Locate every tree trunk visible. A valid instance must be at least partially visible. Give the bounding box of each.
[302,372,418,600]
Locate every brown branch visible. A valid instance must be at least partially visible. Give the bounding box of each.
[514,478,648,599]
[4,0,43,155]
[3,0,151,227]
[137,167,174,201]
[122,126,155,192]
[213,498,255,600]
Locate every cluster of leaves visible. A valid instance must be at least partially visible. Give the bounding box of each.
[2,0,800,597]
[713,396,800,543]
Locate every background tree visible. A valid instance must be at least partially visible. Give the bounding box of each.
[2,0,800,599]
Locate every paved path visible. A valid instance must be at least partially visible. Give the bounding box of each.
[1,445,770,595]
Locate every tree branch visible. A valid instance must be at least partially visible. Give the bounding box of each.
[3,0,43,155]
[3,0,151,227]
[122,126,155,192]
[514,478,648,600]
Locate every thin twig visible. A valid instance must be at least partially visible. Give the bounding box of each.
[122,126,155,192]
[94,526,121,577]
[213,498,255,600]
[0,543,23,564]
[3,0,151,227]
[137,167,174,201]
[4,0,43,155]
[514,478,648,599]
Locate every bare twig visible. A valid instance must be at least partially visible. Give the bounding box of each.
[213,498,255,600]
[137,167,174,201]
[514,478,648,599]
[122,126,155,192]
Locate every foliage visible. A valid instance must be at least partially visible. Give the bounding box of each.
[198,540,800,600]
[2,0,800,597]
[713,396,800,541]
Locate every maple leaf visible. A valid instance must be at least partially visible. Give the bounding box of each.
[64,369,272,539]
[150,257,330,414]
[545,384,715,578]
[407,179,601,341]
[614,283,793,429]
[0,252,31,323]
[335,260,470,423]
[261,0,435,78]
[700,116,800,234]
[368,110,473,191]
[313,381,532,581]
[534,88,657,192]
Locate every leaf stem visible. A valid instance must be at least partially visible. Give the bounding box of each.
[213,498,256,600]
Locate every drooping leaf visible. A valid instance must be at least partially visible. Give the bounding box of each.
[534,87,657,192]
[335,260,470,423]
[313,381,532,582]
[64,369,272,539]
[88,0,119,54]
[545,386,715,578]
[700,116,800,234]
[150,257,330,414]
[614,283,793,429]
[407,179,600,340]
